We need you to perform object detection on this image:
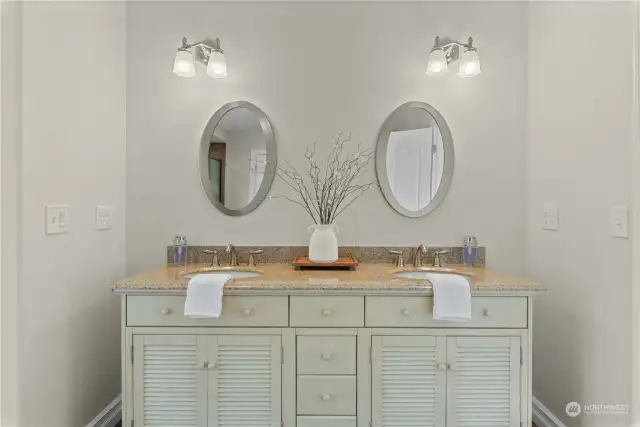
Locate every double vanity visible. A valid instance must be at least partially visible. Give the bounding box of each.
[114,260,545,427]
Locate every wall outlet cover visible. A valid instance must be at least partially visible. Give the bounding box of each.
[96,205,113,230]
[610,205,629,238]
[45,205,69,235]
[542,203,559,231]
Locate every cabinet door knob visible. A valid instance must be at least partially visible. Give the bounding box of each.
[242,308,253,316]
[207,362,216,369]
[448,363,456,371]
[321,394,332,401]
[321,351,333,361]
[401,309,410,317]
[198,362,207,369]
[321,309,332,317]
[161,308,171,315]
[483,309,491,317]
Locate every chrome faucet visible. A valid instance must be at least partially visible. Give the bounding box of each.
[413,244,427,267]
[226,244,239,267]
[432,250,450,268]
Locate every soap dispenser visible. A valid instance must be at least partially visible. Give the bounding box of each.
[462,236,478,267]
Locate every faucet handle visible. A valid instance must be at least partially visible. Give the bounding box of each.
[202,249,220,267]
[389,250,404,268]
[248,249,264,267]
[432,250,450,267]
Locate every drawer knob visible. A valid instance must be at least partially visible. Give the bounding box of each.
[321,309,332,317]
[321,351,333,361]
[483,309,491,317]
[321,394,332,401]
[161,308,171,315]
[242,308,253,316]
[401,308,410,317]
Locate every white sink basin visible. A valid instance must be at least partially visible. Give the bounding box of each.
[183,271,262,279]
[393,271,468,281]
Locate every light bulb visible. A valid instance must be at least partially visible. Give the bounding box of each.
[207,50,227,78]
[427,49,448,76]
[173,49,195,77]
[458,48,481,77]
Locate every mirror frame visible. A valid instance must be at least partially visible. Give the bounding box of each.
[199,101,277,216]
[375,101,455,218]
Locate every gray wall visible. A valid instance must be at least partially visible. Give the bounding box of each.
[126,1,529,274]
[527,2,633,426]
[13,3,127,426]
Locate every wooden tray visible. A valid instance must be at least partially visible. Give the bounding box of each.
[292,257,359,271]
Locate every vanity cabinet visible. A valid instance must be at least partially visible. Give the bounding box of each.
[121,294,533,427]
[131,333,281,427]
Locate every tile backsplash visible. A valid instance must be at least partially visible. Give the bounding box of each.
[167,245,486,266]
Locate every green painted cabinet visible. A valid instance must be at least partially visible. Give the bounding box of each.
[132,334,281,427]
[371,335,521,427]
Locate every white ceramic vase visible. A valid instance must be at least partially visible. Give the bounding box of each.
[308,224,339,263]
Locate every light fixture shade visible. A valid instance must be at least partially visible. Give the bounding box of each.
[458,48,481,77]
[207,50,227,78]
[173,49,196,77]
[427,49,449,76]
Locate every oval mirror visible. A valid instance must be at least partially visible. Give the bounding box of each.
[375,101,454,217]
[199,101,277,216]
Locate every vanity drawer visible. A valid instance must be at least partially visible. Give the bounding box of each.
[297,375,357,415]
[297,416,356,427]
[126,295,289,327]
[365,296,527,328]
[297,336,356,375]
[290,296,364,327]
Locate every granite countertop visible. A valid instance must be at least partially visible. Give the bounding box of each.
[112,263,546,294]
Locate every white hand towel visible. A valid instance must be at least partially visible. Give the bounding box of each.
[431,274,472,323]
[184,274,233,318]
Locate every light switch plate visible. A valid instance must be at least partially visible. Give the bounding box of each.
[610,205,629,238]
[45,205,69,235]
[542,203,559,231]
[96,205,113,230]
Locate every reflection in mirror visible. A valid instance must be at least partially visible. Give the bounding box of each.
[376,102,454,218]
[200,101,276,216]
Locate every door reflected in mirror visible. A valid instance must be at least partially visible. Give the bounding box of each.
[386,108,444,211]
[200,102,276,216]
[376,102,454,218]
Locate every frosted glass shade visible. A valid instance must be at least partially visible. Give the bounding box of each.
[458,48,481,77]
[426,49,448,76]
[207,50,227,78]
[173,49,196,77]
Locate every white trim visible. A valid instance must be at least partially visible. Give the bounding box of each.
[532,397,566,427]
[85,395,122,427]
[632,1,640,426]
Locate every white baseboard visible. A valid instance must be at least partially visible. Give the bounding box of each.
[532,397,566,427]
[86,395,121,427]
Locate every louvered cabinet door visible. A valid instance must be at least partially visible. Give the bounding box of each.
[371,335,447,427]
[208,335,282,427]
[132,335,207,427]
[446,337,521,427]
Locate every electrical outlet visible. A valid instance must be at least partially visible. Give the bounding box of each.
[611,205,629,238]
[542,203,559,231]
[96,205,113,230]
[45,205,69,235]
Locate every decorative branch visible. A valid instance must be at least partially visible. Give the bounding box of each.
[267,133,377,224]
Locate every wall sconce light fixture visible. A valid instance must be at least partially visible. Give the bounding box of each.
[427,36,481,78]
[173,37,227,78]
